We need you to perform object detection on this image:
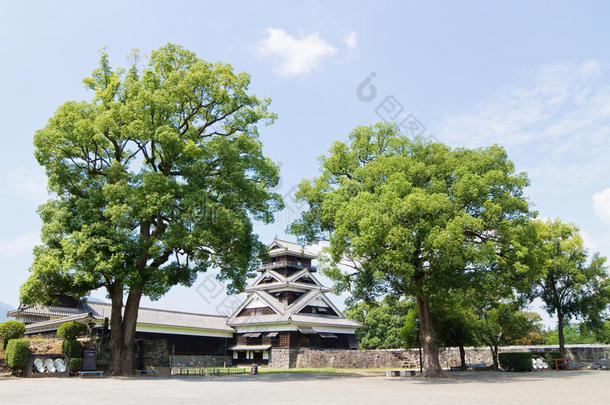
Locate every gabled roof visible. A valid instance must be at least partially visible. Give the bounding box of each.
[246,267,330,293]
[8,304,87,319]
[15,301,234,334]
[24,313,96,334]
[230,291,283,317]
[289,291,344,318]
[85,302,234,332]
[267,239,316,259]
[251,269,284,287]
[287,268,324,287]
[227,313,362,328]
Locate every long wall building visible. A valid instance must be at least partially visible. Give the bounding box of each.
[7,240,361,369]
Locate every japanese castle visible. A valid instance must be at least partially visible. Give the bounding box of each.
[227,239,360,363]
[8,240,361,367]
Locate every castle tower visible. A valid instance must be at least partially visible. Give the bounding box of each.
[227,239,361,365]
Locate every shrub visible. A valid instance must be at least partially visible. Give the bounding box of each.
[69,358,83,372]
[56,321,87,339]
[6,338,30,372]
[0,321,25,349]
[499,352,532,372]
[543,351,562,364]
[62,339,83,359]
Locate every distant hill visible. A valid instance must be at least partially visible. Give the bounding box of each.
[0,301,15,322]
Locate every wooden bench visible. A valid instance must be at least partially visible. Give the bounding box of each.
[77,371,104,378]
[552,358,571,370]
[135,369,159,376]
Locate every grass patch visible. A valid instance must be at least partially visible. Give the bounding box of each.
[258,367,414,375]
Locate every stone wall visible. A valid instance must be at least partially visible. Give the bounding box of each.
[273,345,610,369]
[171,354,232,368]
[139,338,170,368]
[269,348,299,368]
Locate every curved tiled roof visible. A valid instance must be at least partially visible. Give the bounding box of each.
[267,239,317,259]
[8,304,86,318]
[13,301,234,334]
[84,302,234,332]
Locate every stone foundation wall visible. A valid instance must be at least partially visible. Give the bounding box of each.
[269,348,299,368]
[139,338,170,367]
[276,345,610,369]
[171,354,232,368]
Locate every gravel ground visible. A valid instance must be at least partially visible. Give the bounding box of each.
[1,370,608,404]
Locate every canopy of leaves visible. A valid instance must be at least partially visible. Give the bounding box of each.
[345,296,412,349]
[531,219,609,325]
[544,321,610,345]
[401,298,479,348]
[473,303,545,347]
[21,44,283,305]
[291,122,535,302]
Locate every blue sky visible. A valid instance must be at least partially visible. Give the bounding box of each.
[1,1,608,327]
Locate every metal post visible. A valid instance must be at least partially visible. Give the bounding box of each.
[170,344,175,376]
[416,316,423,374]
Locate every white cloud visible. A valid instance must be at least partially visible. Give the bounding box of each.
[0,167,47,203]
[343,32,358,50]
[593,188,610,224]
[437,60,610,187]
[256,28,357,77]
[0,232,40,258]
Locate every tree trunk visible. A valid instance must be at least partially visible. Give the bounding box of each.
[108,283,124,376]
[459,343,466,370]
[118,289,142,376]
[416,295,445,377]
[557,309,565,359]
[489,345,499,369]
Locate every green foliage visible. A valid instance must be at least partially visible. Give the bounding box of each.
[69,357,83,372]
[20,44,283,374]
[498,352,532,372]
[5,338,30,372]
[592,320,610,343]
[0,320,25,349]
[62,339,83,359]
[291,123,533,301]
[290,123,535,373]
[543,323,603,345]
[57,321,87,339]
[346,296,412,349]
[543,351,561,364]
[471,301,544,368]
[401,298,480,349]
[474,304,544,347]
[510,312,546,345]
[21,43,283,306]
[530,219,609,351]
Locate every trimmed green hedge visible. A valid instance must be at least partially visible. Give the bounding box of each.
[0,321,25,349]
[499,352,532,372]
[69,358,83,372]
[57,321,87,339]
[62,339,83,359]
[6,338,30,372]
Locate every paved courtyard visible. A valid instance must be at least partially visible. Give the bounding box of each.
[1,370,608,404]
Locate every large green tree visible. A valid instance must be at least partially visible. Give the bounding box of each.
[21,44,283,375]
[290,123,535,376]
[530,219,608,357]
